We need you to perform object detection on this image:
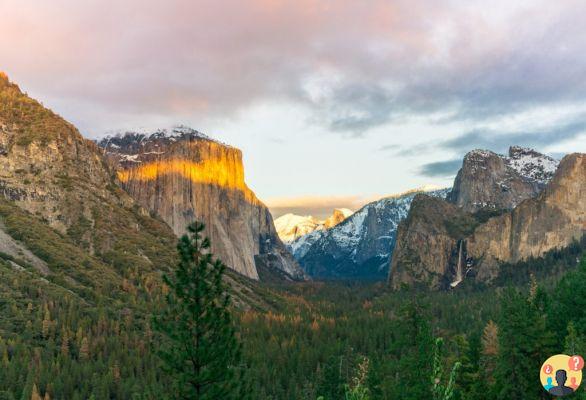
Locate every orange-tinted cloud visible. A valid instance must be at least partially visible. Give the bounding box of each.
[4,0,585,137]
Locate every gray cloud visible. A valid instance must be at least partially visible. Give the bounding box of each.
[419,159,462,178]
[379,144,400,152]
[440,119,586,155]
[413,117,586,179]
[3,1,586,137]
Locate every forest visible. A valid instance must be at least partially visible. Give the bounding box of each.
[0,227,584,399]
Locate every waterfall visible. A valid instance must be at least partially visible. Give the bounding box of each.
[450,240,464,288]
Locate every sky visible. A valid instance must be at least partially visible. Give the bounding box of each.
[2,0,586,218]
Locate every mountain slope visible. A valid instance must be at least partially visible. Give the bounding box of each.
[98,128,305,281]
[0,73,179,278]
[297,189,449,279]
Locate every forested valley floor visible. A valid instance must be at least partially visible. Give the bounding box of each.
[0,238,584,399]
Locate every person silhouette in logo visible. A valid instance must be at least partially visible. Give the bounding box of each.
[544,377,554,391]
[549,369,575,396]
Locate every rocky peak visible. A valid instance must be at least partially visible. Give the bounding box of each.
[0,75,179,277]
[98,126,220,155]
[324,208,354,229]
[275,208,354,244]
[447,146,558,212]
[505,146,558,184]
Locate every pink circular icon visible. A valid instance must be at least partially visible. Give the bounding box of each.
[569,355,584,371]
[543,364,553,374]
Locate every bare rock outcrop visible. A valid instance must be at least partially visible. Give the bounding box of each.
[447,147,558,212]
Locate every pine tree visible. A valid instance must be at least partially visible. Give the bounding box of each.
[60,329,69,358]
[29,385,41,400]
[494,288,554,400]
[393,301,434,400]
[79,337,89,361]
[431,338,460,400]
[153,222,242,400]
[480,320,498,386]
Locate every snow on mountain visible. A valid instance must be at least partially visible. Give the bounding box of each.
[448,146,561,212]
[294,188,449,279]
[505,146,559,184]
[275,208,355,244]
[97,125,231,156]
[274,214,321,243]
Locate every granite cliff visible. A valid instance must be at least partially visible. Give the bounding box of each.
[390,148,584,290]
[467,153,585,281]
[98,128,304,281]
[447,147,558,212]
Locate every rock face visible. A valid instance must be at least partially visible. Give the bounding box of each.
[447,147,558,212]
[98,128,304,281]
[275,208,353,244]
[467,153,586,281]
[296,189,448,279]
[390,148,584,290]
[389,195,474,289]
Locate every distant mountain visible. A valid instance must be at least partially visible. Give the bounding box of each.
[294,188,449,280]
[275,208,353,243]
[447,146,559,212]
[98,127,305,281]
[390,147,584,290]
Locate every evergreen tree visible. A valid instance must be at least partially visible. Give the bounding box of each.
[315,356,345,400]
[392,301,434,400]
[549,257,586,345]
[153,222,242,400]
[494,289,554,400]
[431,338,460,400]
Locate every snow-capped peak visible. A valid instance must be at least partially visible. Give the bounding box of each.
[97,125,229,153]
[275,208,354,244]
[505,146,559,184]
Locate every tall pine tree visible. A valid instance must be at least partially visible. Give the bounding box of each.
[494,288,554,400]
[154,222,242,399]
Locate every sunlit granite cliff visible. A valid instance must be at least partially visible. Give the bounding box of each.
[98,128,305,280]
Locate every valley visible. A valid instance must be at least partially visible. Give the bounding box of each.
[0,71,584,399]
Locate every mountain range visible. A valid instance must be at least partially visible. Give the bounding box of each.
[1,71,583,292]
[290,188,449,279]
[274,208,354,243]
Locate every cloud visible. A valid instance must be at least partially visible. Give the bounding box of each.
[440,119,586,154]
[419,159,462,178]
[379,144,400,152]
[4,0,586,136]
[405,115,586,178]
[266,195,364,219]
